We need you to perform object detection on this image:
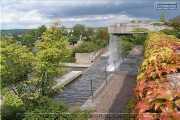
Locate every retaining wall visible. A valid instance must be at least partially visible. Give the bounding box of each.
[75,48,103,63]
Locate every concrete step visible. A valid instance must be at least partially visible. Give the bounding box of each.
[53,71,82,89]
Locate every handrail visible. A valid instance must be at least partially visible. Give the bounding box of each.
[90,41,109,60]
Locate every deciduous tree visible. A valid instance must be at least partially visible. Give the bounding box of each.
[34,21,69,96]
[0,38,34,88]
[72,24,85,38]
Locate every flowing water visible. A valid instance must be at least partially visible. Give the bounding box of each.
[53,35,121,107]
[53,59,113,107]
[106,35,122,71]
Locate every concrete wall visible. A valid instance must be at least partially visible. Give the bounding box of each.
[75,48,103,63]
[108,23,173,34]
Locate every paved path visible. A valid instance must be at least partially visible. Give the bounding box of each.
[89,45,143,120]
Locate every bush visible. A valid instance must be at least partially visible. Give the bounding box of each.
[74,42,99,53]
[119,40,134,57]
[68,36,78,45]
[1,105,25,120]
[61,56,76,63]
[23,96,69,119]
[132,32,180,119]
[133,34,147,45]
[160,28,180,38]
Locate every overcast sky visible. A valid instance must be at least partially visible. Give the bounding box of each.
[1,0,180,29]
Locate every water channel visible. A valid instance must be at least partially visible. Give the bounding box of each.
[53,34,121,107]
[53,59,113,107]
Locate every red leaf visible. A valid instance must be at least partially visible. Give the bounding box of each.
[175,91,180,98]
[145,67,154,74]
[136,101,149,113]
[134,83,147,98]
[160,78,170,83]
[175,99,180,108]
[146,81,156,88]
[156,70,163,76]
[166,65,178,74]
[156,89,174,101]
[155,102,163,111]
[159,114,171,120]
[172,112,180,119]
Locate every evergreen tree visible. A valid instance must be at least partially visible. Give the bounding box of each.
[160,12,166,22]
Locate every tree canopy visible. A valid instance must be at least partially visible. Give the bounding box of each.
[0,38,34,87]
[72,24,85,38]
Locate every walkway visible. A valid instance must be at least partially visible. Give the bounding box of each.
[89,45,143,120]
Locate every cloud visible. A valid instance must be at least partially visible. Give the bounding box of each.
[1,0,180,29]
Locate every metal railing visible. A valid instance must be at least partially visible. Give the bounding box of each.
[90,41,109,61]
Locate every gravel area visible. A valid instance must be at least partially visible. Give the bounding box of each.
[95,75,136,113]
[89,75,136,120]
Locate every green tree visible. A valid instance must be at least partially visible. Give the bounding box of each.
[26,29,37,37]
[72,24,85,38]
[1,90,24,120]
[23,96,69,119]
[0,38,34,88]
[34,21,69,96]
[138,20,142,23]
[95,27,109,40]
[12,34,19,41]
[160,12,166,22]
[61,25,68,36]
[130,20,136,23]
[36,25,47,38]
[20,33,36,48]
[1,22,71,120]
[85,27,94,37]
[68,36,78,45]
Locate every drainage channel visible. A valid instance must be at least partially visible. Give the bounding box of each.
[53,59,113,107]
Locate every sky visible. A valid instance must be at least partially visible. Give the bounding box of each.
[1,0,180,29]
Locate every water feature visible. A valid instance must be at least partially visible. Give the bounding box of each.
[53,35,123,107]
[106,34,122,71]
[53,59,113,107]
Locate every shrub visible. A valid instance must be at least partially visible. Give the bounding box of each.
[131,32,180,119]
[118,40,134,57]
[61,56,76,63]
[131,28,149,33]
[74,42,99,53]
[133,34,147,45]
[68,36,78,45]
[1,105,25,120]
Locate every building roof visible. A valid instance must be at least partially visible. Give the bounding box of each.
[169,15,180,22]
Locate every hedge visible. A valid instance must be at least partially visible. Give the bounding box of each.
[131,32,180,119]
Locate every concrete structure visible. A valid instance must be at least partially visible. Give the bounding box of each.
[65,63,94,68]
[100,52,109,60]
[53,71,82,89]
[108,23,173,34]
[80,74,117,110]
[75,47,104,63]
[80,45,144,110]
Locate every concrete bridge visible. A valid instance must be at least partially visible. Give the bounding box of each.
[108,23,173,35]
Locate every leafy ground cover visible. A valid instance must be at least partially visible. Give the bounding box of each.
[129,32,180,119]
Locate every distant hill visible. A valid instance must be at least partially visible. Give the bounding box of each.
[1,29,30,36]
[169,15,180,22]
